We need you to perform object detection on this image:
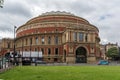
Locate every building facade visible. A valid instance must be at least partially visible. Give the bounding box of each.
[100,43,119,60]
[100,44,106,60]
[106,43,119,52]
[15,11,100,63]
[16,11,100,63]
[0,38,14,56]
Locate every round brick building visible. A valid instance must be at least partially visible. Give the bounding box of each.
[16,11,100,63]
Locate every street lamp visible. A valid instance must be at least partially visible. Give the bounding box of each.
[13,26,17,65]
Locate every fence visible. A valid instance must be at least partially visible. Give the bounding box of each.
[0,55,13,73]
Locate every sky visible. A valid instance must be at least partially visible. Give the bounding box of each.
[0,0,120,45]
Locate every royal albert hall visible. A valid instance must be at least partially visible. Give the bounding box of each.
[15,11,100,63]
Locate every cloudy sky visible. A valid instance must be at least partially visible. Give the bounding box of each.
[0,0,120,45]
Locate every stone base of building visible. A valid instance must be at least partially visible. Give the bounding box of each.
[87,57,96,64]
[66,56,96,64]
[66,57,75,63]
[43,56,96,64]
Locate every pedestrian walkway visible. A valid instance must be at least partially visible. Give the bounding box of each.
[0,66,14,73]
[0,67,10,73]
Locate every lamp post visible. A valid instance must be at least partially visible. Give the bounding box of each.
[30,38,32,60]
[1,50,3,69]
[22,39,23,58]
[13,26,17,65]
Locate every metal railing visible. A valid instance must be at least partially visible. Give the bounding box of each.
[0,55,13,73]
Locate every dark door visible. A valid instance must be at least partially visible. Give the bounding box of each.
[76,47,87,63]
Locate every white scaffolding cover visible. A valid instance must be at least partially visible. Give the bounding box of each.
[20,51,42,57]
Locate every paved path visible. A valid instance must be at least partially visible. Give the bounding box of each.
[0,64,14,73]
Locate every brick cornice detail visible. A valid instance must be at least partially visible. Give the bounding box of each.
[17,27,65,37]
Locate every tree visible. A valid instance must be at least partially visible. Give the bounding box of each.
[0,0,4,8]
[106,47,119,60]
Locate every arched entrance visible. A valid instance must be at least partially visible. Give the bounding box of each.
[76,47,87,63]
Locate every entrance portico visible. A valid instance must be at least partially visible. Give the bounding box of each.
[75,46,87,63]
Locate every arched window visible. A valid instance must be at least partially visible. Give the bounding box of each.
[79,32,84,41]
[74,32,77,41]
[26,38,27,45]
[48,36,51,44]
[35,37,38,44]
[25,49,27,51]
[30,38,32,45]
[41,48,44,54]
[48,48,51,55]
[35,48,37,51]
[41,36,44,44]
[85,34,88,42]
[55,48,58,55]
[55,36,58,44]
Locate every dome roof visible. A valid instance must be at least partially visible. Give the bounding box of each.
[40,11,75,16]
[25,11,89,25]
[16,11,99,34]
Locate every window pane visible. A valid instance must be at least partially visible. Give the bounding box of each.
[79,32,83,41]
[30,38,32,44]
[48,36,51,44]
[55,36,58,44]
[41,48,44,54]
[74,32,77,41]
[36,37,38,44]
[48,48,51,55]
[35,48,37,51]
[42,36,44,44]
[55,48,58,55]
[85,34,88,42]
[26,39,27,45]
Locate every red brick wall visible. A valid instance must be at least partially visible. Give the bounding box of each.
[17,27,66,37]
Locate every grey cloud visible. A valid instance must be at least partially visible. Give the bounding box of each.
[0,1,32,17]
[40,0,95,15]
[98,14,113,21]
[0,24,13,32]
[0,12,31,33]
[0,0,120,45]
[68,1,95,15]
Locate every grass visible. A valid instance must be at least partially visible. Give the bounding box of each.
[0,66,120,80]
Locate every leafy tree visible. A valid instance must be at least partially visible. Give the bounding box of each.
[106,47,119,60]
[0,0,4,8]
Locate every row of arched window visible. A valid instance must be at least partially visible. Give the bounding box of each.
[23,48,59,55]
[16,35,60,47]
[74,32,88,42]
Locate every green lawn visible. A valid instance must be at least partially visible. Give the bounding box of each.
[0,66,120,80]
